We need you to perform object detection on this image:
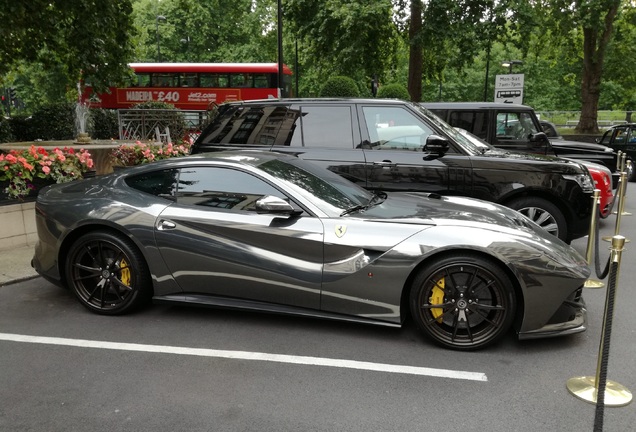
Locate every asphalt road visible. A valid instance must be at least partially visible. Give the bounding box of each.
[1,197,635,432]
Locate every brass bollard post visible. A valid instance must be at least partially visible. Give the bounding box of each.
[584,189,604,288]
[604,171,631,242]
[567,236,632,408]
[614,154,631,217]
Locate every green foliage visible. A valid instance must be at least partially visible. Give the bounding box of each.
[3,103,78,142]
[0,1,136,94]
[29,103,76,141]
[319,76,360,97]
[0,117,13,143]
[377,83,410,100]
[285,0,397,94]
[90,109,120,140]
[7,115,35,142]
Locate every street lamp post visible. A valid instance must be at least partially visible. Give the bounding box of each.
[156,15,166,62]
[502,60,523,73]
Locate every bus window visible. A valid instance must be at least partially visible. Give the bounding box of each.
[152,73,178,87]
[253,74,269,88]
[179,73,197,87]
[200,73,218,87]
[137,73,151,87]
[230,73,251,87]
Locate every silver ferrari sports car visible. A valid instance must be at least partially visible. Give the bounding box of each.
[32,151,589,350]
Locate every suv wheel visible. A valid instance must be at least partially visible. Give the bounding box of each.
[507,197,567,241]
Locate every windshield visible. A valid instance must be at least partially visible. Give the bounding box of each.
[258,158,373,215]
[414,104,486,155]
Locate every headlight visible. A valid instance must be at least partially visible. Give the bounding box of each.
[563,173,595,193]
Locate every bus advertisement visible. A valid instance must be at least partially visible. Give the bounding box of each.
[82,63,293,111]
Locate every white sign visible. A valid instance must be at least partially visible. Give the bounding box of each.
[494,74,524,104]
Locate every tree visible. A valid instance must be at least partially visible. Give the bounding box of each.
[285,0,397,94]
[0,0,136,94]
[529,0,624,132]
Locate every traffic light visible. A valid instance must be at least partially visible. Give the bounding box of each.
[9,87,16,102]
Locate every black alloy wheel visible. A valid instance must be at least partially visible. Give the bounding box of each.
[410,254,516,350]
[65,231,151,315]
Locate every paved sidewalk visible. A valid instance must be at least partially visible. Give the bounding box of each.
[0,244,39,286]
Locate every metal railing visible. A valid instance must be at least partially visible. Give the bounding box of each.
[117,109,209,142]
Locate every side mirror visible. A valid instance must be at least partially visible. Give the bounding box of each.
[255,195,300,215]
[529,131,549,143]
[423,134,450,156]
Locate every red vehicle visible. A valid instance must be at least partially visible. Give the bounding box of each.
[82,63,293,110]
[581,161,614,219]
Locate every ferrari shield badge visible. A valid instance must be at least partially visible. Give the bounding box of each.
[335,224,347,238]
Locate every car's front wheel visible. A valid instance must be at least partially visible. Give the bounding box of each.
[410,254,516,350]
[65,231,151,315]
[507,196,567,241]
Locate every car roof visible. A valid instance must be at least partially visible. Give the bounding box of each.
[220,97,410,106]
[421,102,532,110]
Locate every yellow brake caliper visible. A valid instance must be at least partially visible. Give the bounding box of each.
[429,277,445,323]
[119,258,131,287]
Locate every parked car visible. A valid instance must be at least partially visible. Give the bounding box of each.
[32,151,589,350]
[455,127,613,219]
[578,161,614,219]
[597,123,636,182]
[192,98,595,242]
[422,102,618,175]
[539,120,562,139]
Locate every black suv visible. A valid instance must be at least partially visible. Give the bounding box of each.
[192,98,595,242]
[422,102,618,174]
[597,123,636,182]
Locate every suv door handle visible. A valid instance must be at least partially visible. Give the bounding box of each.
[373,160,396,168]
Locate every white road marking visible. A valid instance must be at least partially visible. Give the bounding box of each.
[0,332,487,381]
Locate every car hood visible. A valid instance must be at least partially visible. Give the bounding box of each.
[356,192,539,235]
[550,139,611,153]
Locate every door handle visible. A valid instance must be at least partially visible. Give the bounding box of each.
[157,219,177,230]
[373,160,396,168]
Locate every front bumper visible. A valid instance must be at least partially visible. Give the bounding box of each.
[518,290,587,339]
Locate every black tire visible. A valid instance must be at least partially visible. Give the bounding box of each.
[507,196,567,241]
[65,231,151,315]
[410,254,516,350]
[627,159,635,182]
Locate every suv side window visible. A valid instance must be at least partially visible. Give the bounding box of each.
[197,105,290,146]
[361,106,436,151]
[288,105,355,148]
[448,111,489,140]
[496,111,539,140]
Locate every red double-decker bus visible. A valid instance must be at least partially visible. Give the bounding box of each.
[82,63,293,110]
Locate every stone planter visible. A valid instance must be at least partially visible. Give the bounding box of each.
[0,201,36,250]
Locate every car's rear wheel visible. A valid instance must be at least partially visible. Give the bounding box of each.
[410,254,516,350]
[65,231,151,315]
[507,196,566,241]
[627,159,635,182]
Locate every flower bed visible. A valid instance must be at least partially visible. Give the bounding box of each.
[110,140,191,167]
[0,146,94,201]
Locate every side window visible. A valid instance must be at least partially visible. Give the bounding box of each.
[361,106,435,151]
[125,169,178,201]
[198,105,289,146]
[175,167,288,211]
[613,127,628,145]
[289,106,355,148]
[629,126,636,143]
[448,111,488,140]
[496,111,539,139]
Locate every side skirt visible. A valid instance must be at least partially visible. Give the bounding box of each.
[152,294,401,328]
